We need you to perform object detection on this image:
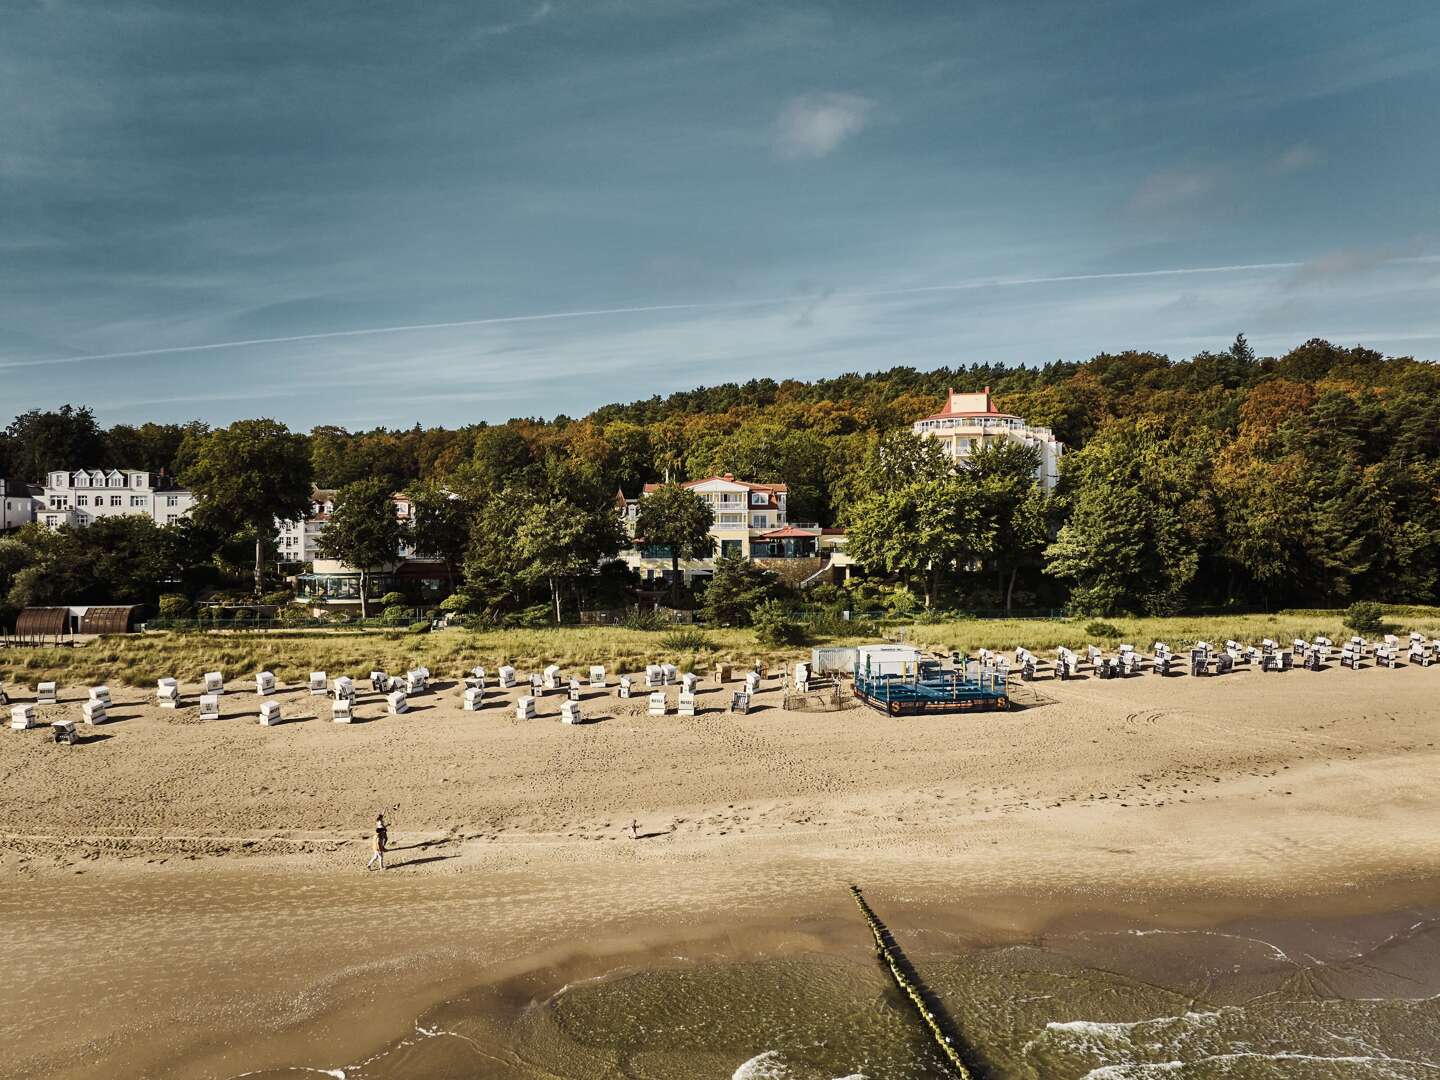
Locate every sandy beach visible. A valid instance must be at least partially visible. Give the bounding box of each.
[5,659,1440,1078]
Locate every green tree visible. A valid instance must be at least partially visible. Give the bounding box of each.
[962,441,1051,613]
[513,495,626,623]
[406,481,471,590]
[845,474,994,608]
[634,483,714,607]
[700,553,778,626]
[6,405,106,480]
[183,419,314,596]
[314,479,406,619]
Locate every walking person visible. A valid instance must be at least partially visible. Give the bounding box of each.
[366,812,388,871]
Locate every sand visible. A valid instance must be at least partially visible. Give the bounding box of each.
[3,659,1440,1077]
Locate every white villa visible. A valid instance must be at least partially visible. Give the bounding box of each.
[1,479,39,532]
[616,474,849,588]
[276,487,338,563]
[39,469,195,529]
[913,388,1063,490]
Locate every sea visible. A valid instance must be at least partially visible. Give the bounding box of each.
[232,904,1440,1079]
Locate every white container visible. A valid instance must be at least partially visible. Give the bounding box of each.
[589,665,606,687]
[678,690,696,716]
[644,664,663,688]
[157,679,179,709]
[309,671,328,696]
[204,671,225,694]
[255,671,276,696]
[543,664,562,690]
[498,665,516,688]
[37,681,58,705]
[561,700,582,725]
[386,690,408,715]
[332,697,353,723]
[88,686,111,706]
[81,701,106,725]
[463,687,485,711]
[745,672,761,694]
[258,701,282,726]
[648,691,667,716]
[516,695,536,720]
[199,694,220,721]
[10,704,36,730]
[405,670,427,694]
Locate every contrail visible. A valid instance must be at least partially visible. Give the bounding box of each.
[0,258,1354,371]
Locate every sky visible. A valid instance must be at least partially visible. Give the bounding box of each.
[2,0,1438,429]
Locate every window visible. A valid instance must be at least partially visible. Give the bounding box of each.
[166,496,179,507]
[77,495,88,507]
[131,496,145,507]
[111,495,122,507]
[751,514,767,528]
[720,539,742,558]
[167,515,178,525]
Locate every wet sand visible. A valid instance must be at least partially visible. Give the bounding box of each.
[3,660,1440,1076]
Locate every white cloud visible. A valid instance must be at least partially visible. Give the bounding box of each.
[1272,143,1320,173]
[771,92,873,160]
[1129,168,1220,213]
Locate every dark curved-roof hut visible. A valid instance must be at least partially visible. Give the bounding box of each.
[14,607,69,643]
[79,605,143,635]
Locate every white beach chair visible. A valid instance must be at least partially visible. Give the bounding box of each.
[463,686,484,711]
[567,677,581,702]
[386,690,408,715]
[644,664,663,688]
[516,695,536,720]
[745,671,761,695]
[37,681,58,705]
[730,690,750,714]
[157,678,179,708]
[561,700,582,725]
[678,690,697,716]
[10,704,36,730]
[406,669,427,694]
[87,686,111,709]
[617,674,633,698]
[471,665,487,682]
[204,671,225,695]
[255,671,276,696]
[81,700,106,725]
[309,671,328,696]
[713,662,732,683]
[543,664,562,690]
[660,663,678,685]
[1085,645,1102,668]
[792,663,809,692]
[332,697,353,723]
[199,694,220,720]
[681,671,698,693]
[369,670,389,692]
[52,719,78,745]
[648,691,668,716]
[497,665,516,689]
[589,665,606,688]
[529,672,544,695]
[0,684,7,706]
[333,676,355,700]
[258,701,282,726]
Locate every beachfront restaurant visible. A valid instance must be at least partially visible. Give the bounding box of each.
[296,565,449,610]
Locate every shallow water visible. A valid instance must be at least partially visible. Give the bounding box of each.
[234,908,1440,1080]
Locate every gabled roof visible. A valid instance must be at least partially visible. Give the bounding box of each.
[756,525,818,539]
[919,386,1020,422]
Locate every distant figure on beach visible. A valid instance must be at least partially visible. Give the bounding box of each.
[367,816,387,871]
[629,818,639,840]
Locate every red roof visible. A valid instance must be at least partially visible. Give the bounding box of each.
[757,526,818,539]
[919,386,1020,422]
[640,474,788,494]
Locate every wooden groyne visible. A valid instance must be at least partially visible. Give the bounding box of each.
[848,884,976,1078]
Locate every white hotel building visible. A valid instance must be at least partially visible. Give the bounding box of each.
[912,388,1063,490]
[40,469,196,529]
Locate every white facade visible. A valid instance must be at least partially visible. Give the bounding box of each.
[40,469,195,529]
[278,488,417,565]
[1,479,38,532]
[912,388,1063,490]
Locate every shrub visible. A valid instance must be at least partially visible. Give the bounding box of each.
[157,594,191,621]
[230,607,253,624]
[378,591,408,609]
[381,605,412,627]
[408,621,431,634]
[1085,620,1123,639]
[620,608,666,631]
[752,600,804,647]
[1343,601,1385,635]
[660,628,714,652]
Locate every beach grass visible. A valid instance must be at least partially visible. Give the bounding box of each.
[5,606,1440,688]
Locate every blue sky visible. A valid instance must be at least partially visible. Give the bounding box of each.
[3,0,1438,428]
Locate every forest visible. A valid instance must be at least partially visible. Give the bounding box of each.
[3,334,1439,622]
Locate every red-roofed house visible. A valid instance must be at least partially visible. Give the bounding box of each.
[912,387,1062,488]
[617,474,849,587]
